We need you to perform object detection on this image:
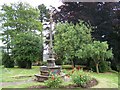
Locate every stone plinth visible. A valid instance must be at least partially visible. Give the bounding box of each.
[47,58,55,67]
[34,58,63,82]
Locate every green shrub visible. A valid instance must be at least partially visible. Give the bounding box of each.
[99,61,110,73]
[62,65,73,69]
[55,59,63,65]
[12,32,43,69]
[71,69,92,87]
[16,60,32,68]
[62,65,85,70]
[2,52,14,68]
[72,74,91,87]
[45,75,63,88]
[116,65,120,72]
[88,60,110,73]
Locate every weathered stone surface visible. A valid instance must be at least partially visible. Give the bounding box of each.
[35,58,63,82]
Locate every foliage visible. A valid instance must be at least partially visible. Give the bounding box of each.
[54,21,92,66]
[53,2,120,71]
[54,21,113,73]
[45,74,63,88]
[71,69,92,87]
[77,41,113,73]
[0,2,42,59]
[99,60,111,73]
[1,2,42,33]
[2,51,14,68]
[38,4,49,23]
[88,60,111,73]
[11,32,42,69]
[77,41,113,62]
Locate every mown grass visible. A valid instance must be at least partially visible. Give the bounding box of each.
[90,72,118,88]
[1,66,119,89]
[0,50,2,65]
[1,66,39,82]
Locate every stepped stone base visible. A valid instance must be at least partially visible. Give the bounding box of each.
[34,74,50,82]
[34,74,65,82]
[35,58,64,82]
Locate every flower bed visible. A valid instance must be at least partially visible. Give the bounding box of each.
[29,69,98,89]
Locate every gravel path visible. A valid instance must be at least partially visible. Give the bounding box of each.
[1,79,34,87]
[1,76,71,87]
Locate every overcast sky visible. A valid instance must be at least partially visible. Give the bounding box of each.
[0,0,63,47]
[0,0,63,8]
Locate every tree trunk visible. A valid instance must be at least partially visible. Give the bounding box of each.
[26,61,32,69]
[96,63,99,74]
[7,34,9,54]
[17,61,26,68]
[72,59,75,67]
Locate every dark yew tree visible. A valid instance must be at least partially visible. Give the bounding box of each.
[38,4,50,23]
[111,4,120,71]
[53,2,120,71]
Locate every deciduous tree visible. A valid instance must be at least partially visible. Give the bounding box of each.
[0,2,43,68]
[12,32,42,69]
[54,21,92,66]
[77,41,113,73]
[53,2,120,71]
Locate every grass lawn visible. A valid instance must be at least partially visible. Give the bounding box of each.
[0,66,39,82]
[1,66,119,89]
[90,72,118,88]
